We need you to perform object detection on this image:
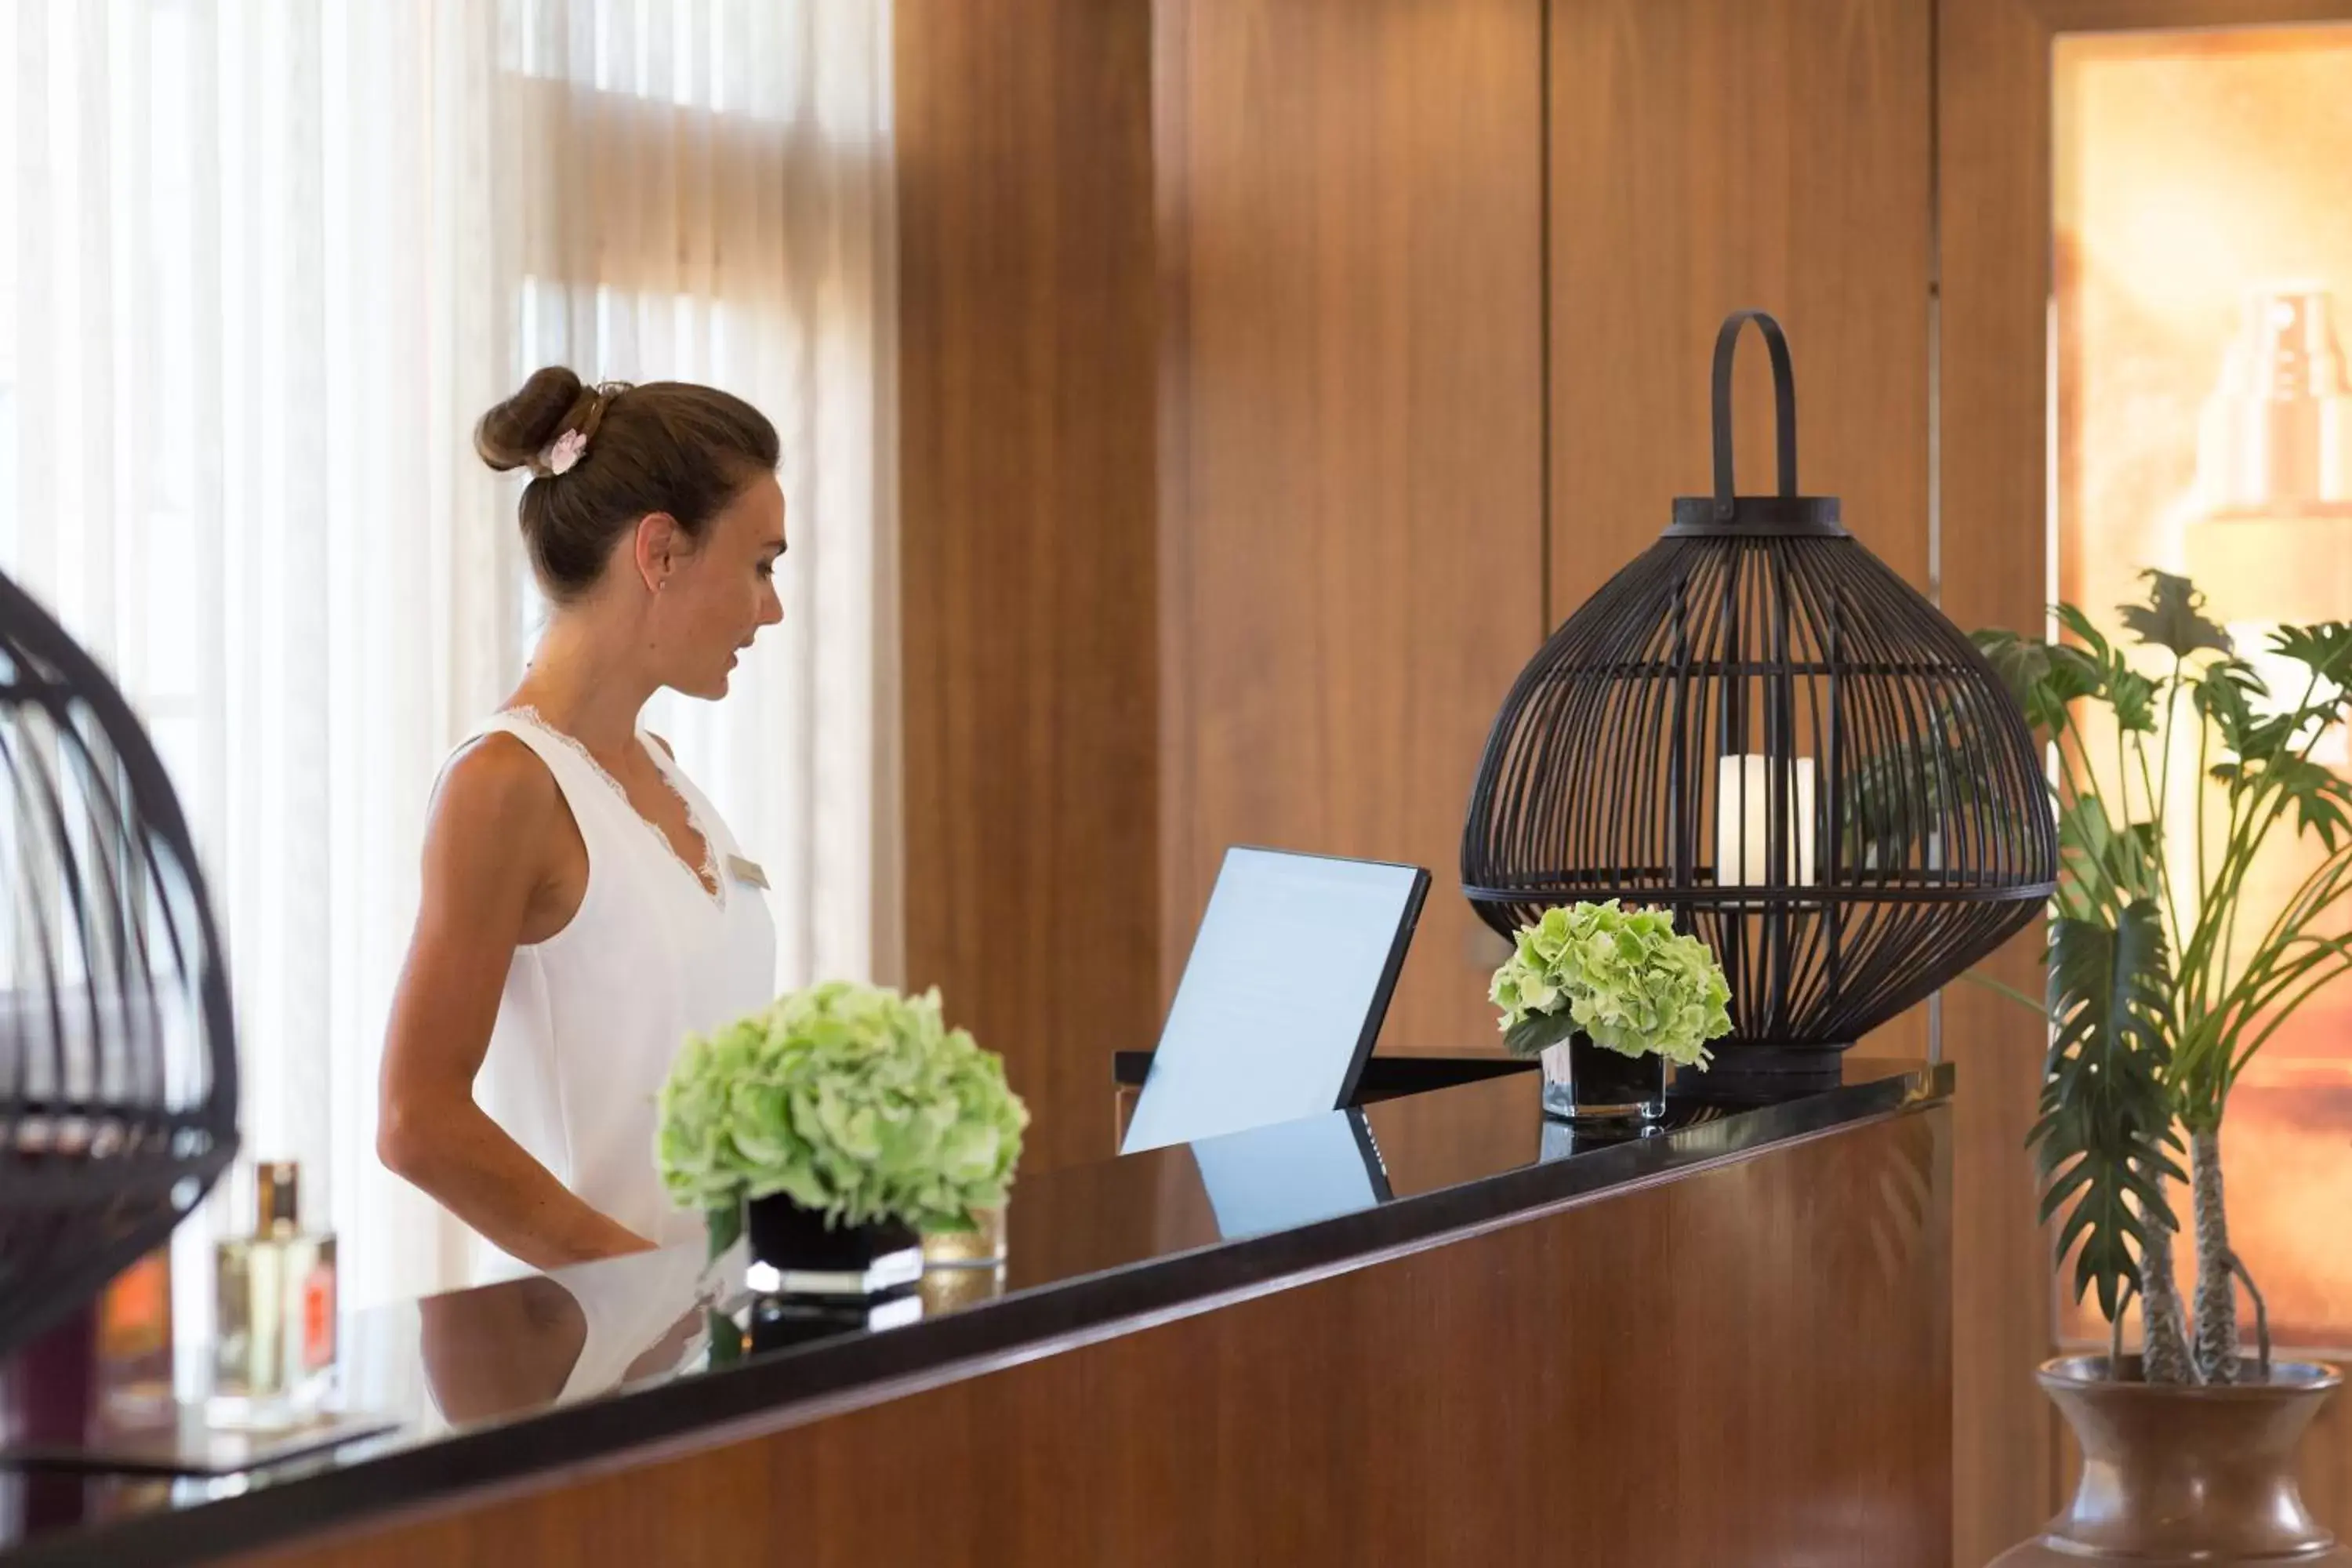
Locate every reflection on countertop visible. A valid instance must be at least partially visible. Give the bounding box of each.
[0,1054,1949,1568]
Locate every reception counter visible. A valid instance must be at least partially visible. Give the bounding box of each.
[1,1058,1952,1567]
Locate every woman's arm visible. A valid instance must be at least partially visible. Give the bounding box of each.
[378,736,655,1271]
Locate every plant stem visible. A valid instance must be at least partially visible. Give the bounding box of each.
[1955,969,2049,1019]
[2155,656,2181,834]
[2228,1250,2273,1381]
[2133,720,2185,959]
[2194,703,2211,935]
[2228,938,2352,1033]
[2230,954,2352,1092]
[2108,1279,2134,1374]
[2239,851,2352,989]
[707,1197,745,1261]
[2139,1166,2194,1385]
[2185,778,2267,985]
[2175,780,2303,1103]
[2219,872,2245,1032]
[2059,728,2122,866]
[2069,717,2112,824]
[2193,793,2265,1029]
[2190,1124,2241,1383]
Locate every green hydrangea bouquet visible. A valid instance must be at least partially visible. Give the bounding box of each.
[655,981,1028,1235]
[1490,900,1733,1068]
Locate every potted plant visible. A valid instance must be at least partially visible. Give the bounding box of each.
[1490,900,1733,1123]
[1975,572,2352,1565]
[655,982,1029,1290]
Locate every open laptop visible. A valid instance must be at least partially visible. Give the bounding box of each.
[1119,847,1429,1154]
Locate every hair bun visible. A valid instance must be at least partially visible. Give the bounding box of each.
[474,367,588,474]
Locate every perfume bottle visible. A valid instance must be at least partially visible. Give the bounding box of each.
[96,1246,177,1430]
[210,1160,337,1430]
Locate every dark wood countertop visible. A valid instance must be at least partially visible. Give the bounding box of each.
[0,1055,1951,1568]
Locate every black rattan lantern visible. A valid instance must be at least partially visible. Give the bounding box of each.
[1462,311,2056,1077]
[1,568,238,1360]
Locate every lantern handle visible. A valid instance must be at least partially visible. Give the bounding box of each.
[1710,310,1798,521]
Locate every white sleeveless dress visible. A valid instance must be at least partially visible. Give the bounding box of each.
[452,708,776,1284]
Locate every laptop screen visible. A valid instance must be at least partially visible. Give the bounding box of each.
[1120,848,1427,1154]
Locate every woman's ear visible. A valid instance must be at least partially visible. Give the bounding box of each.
[631,513,684,594]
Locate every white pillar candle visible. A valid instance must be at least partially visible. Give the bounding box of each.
[1717,754,1816,887]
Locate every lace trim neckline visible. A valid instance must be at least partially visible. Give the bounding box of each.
[504,706,724,906]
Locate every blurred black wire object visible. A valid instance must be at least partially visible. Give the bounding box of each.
[1,568,237,1361]
[1463,311,2057,1078]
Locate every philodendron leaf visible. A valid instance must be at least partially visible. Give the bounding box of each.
[1973,630,2047,716]
[2193,659,2267,755]
[2054,604,2159,732]
[2267,621,2352,692]
[2118,570,2231,660]
[2032,902,2180,1323]
[2057,796,2160,909]
[2053,604,2119,666]
[1972,628,2102,737]
[2272,757,2352,851]
[2103,665,2159,735]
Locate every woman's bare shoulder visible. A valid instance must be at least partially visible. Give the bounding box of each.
[430,731,562,840]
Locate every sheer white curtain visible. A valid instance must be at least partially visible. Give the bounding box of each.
[0,0,898,1323]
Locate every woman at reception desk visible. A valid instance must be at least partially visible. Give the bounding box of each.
[376,368,790,1281]
[0,1057,1952,1567]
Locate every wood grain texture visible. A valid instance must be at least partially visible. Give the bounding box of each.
[1547,0,1936,1066]
[234,1105,1953,1568]
[1936,9,2065,1563]
[1938,5,2352,1560]
[896,0,1160,1173]
[1154,0,1546,1053]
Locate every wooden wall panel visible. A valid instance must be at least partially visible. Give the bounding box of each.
[1936,3,2064,1555]
[1940,4,2352,1561]
[1154,0,1547,1053]
[239,1105,1953,1568]
[1546,0,1934,593]
[896,0,1160,1173]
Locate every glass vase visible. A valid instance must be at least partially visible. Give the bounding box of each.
[920,1203,1007,1269]
[740,1192,923,1298]
[1538,1034,1667,1124]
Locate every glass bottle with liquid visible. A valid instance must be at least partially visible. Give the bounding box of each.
[210,1160,337,1430]
[97,1246,177,1431]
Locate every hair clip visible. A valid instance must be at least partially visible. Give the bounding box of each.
[540,428,590,477]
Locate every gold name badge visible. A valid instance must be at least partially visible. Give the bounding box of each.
[727,855,770,890]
